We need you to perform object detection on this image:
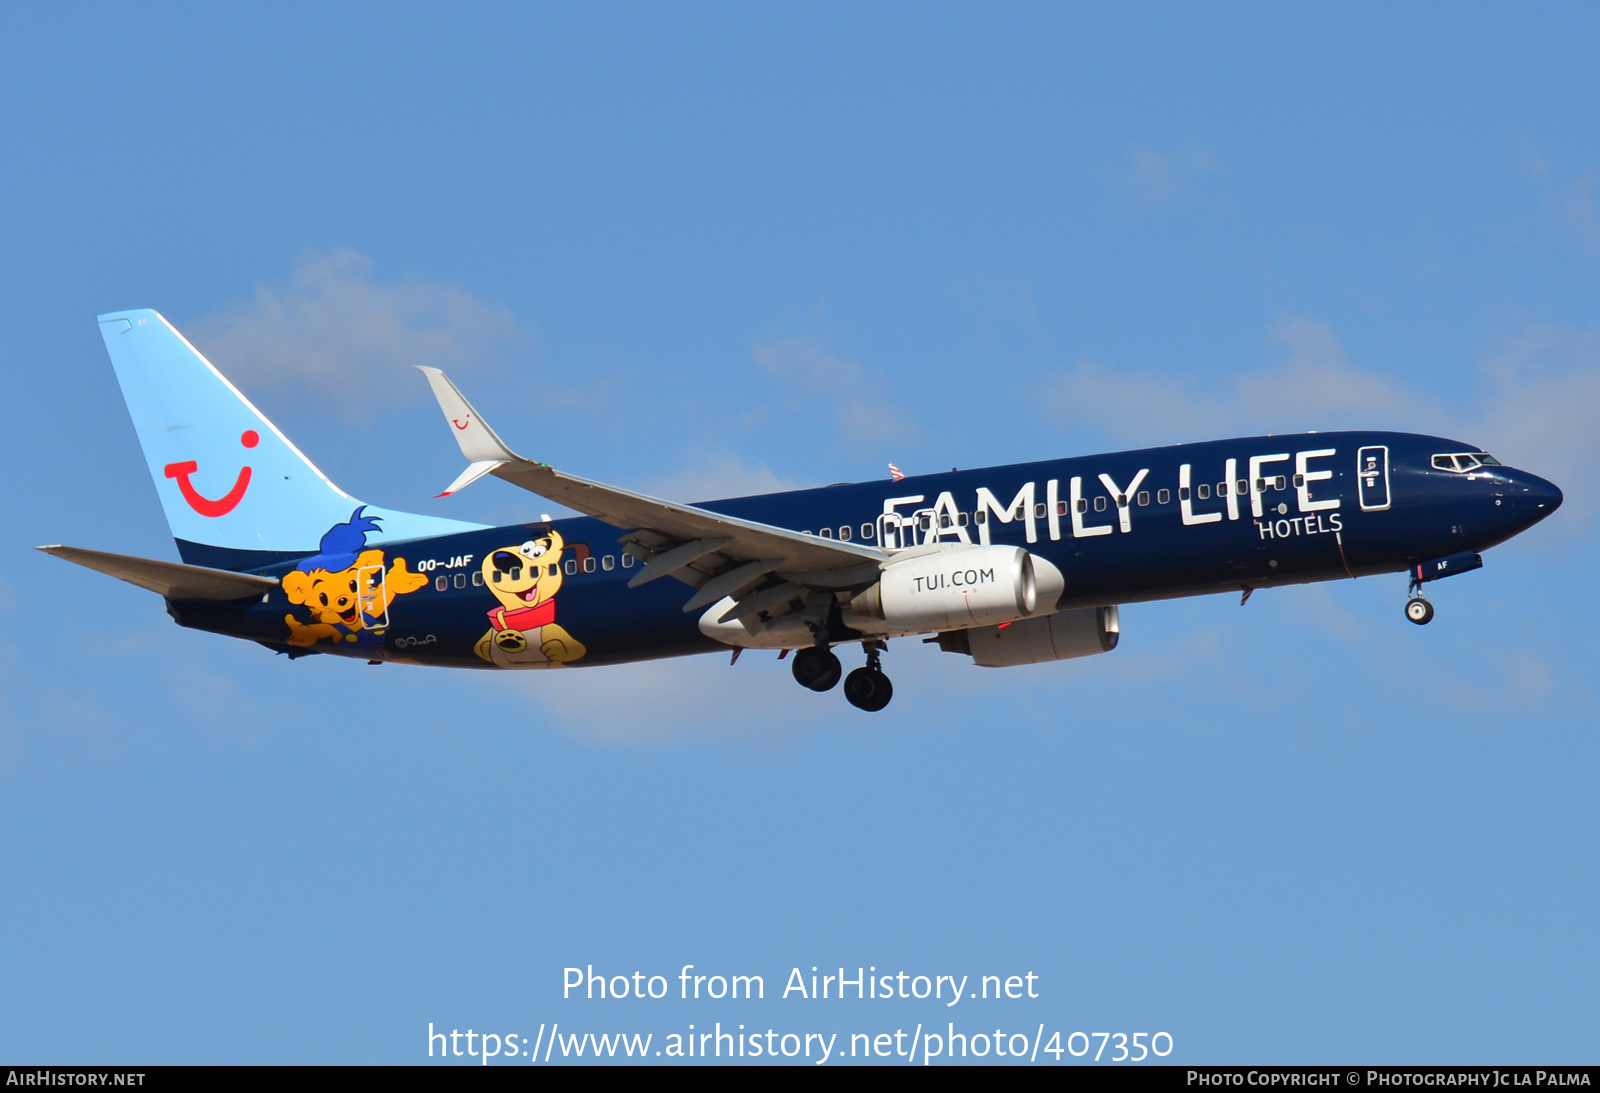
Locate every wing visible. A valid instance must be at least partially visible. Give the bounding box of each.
[417,368,888,624]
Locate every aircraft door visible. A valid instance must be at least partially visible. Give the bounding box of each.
[1357,446,1391,511]
[357,563,390,630]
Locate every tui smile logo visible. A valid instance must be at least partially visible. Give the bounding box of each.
[164,430,259,517]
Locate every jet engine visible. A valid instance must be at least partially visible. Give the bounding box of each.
[933,605,1120,667]
[849,545,1039,632]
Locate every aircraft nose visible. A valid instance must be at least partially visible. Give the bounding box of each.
[1511,470,1563,525]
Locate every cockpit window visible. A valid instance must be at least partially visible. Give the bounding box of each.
[1432,452,1499,473]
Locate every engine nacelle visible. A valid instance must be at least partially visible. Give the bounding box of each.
[850,545,1037,632]
[934,605,1120,667]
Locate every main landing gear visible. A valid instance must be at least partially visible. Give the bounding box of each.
[791,644,842,692]
[1405,577,1434,625]
[843,641,893,712]
[791,637,893,711]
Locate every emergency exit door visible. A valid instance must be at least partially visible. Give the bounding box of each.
[1357,446,1390,512]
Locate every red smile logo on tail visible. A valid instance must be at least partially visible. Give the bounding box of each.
[164,430,258,517]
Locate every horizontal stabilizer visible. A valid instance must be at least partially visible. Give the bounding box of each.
[37,545,278,601]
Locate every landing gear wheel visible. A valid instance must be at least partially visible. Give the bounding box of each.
[843,667,893,711]
[792,646,842,691]
[1405,597,1434,625]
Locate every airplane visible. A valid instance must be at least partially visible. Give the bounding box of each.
[40,309,1563,712]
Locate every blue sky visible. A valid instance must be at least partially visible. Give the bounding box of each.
[2,4,1597,1064]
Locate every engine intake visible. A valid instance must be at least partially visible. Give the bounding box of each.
[850,545,1037,632]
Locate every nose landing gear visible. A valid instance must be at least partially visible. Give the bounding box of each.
[1405,577,1434,625]
[843,641,893,712]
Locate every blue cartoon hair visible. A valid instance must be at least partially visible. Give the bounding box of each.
[297,506,383,572]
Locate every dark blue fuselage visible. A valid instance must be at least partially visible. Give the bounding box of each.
[169,431,1562,668]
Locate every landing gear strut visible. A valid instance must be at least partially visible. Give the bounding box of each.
[843,641,893,712]
[1405,577,1434,625]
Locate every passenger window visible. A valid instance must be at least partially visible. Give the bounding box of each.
[453,572,466,588]
[918,514,932,531]
[861,523,875,539]
[1137,490,1149,506]
[1178,486,1191,502]
[1274,475,1286,490]
[434,575,448,592]
[1255,478,1266,493]
[548,564,559,577]
[471,571,483,587]
[621,553,635,568]
[839,525,852,541]
[1034,503,1046,519]
[939,513,951,529]
[1217,482,1227,496]
[1157,488,1170,504]
[1075,499,1087,514]
[819,527,832,538]
[976,510,988,524]
[1293,473,1305,488]
[1056,501,1068,516]
[1197,484,1210,500]
[601,555,614,571]
[1237,479,1248,496]
[956,513,968,527]
[1093,496,1107,512]
[583,557,596,574]
[564,559,577,575]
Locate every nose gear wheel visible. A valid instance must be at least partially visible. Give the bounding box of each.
[1405,597,1434,625]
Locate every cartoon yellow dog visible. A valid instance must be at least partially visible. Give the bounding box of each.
[281,507,428,649]
[476,530,587,667]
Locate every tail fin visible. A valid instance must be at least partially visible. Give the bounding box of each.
[97,309,483,570]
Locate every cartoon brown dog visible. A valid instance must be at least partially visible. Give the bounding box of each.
[475,530,587,667]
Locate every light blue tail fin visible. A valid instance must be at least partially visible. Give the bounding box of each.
[97,309,484,570]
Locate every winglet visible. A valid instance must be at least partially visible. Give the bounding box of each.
[417,366,521,494]
[436,459,508,497]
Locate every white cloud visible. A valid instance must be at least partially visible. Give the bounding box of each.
[644,453,809,504]
[186,249,521,417]
[1045,313,1409,447]
[1554,174,1600,253]
[753,335,915,443]
[1474,325,1600,528]
[1516,141,1600,254]
[1044,311,1597,534]
[1107,145,1220,207]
